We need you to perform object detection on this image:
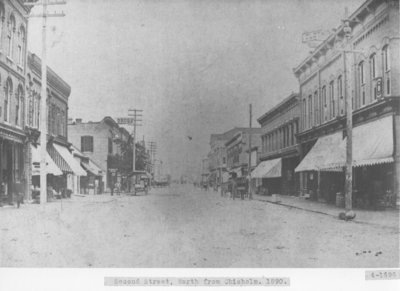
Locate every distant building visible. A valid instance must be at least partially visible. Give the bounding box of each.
[225,128,262,179]
[255,93,300,195]
[68,117,132,191]
[293,0,400,208]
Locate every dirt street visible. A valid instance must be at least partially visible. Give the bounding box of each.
[0,185,398,267]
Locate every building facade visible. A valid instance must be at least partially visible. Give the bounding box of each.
[26,52,88,198]
[225,128,262,178]
[0,0,30,204]
[68,117,132,192]
[293,0,400,208]
[255,93,300,195]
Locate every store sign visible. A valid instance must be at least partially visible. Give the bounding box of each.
[116,117,134,124]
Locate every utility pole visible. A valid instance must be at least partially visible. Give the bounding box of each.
[128,109,142,194]
[248,104,252,200]
[25,0,66,204]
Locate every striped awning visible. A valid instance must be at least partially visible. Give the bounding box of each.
[53,144,87,176]
[31,145,63,176]
[47,144,73,174]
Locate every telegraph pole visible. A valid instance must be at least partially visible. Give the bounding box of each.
[25,0,66,204]
[248,104,252,200]
[128,109,142,194]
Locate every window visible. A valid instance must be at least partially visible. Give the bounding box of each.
[18,26,25,66]
[0,4,4,50]
[4,78,12,122]
[359,61,366,106]
[329,81,335,118]
[313,90,318,125]
[7,15,15,59]
[81,136,94,152]
[382,45,391,95]
[369,53,376,79]
[108,137,113,154]
[321,85,327,121]
[337,75,344,115]
[302,98,306,129]
[16,85,24,126]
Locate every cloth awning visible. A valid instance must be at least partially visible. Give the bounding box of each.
[328,115,394,169]
[53,144,87,176]
[81,159,102,176]
[252,158,282,178]
[295,115,394,172]
[31,145,63,176]
[295,132,344,172]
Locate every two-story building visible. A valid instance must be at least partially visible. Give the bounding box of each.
[26,52,87,197]
[253,93,300,195]
[0,0,30,204]
[293,0,399,208]
[68,117,132,192]
[225,128,262,178]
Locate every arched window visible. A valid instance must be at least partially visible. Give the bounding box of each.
[7,14,16,59]
[382,45,390,95]
[16,85,24,127]
[321,85,327,122]
[18,25,26,66]
[329,80,335,119]
[358,61,366,106]
[0,3,5,49]
[4,78,12,122]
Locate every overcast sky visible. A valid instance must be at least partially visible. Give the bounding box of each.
[28,0,363,179]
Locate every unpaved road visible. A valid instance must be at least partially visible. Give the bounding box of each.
[0,185,398,267]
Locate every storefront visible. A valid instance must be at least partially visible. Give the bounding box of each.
[252,158,282,195]
[296,115,396,208]
[0,132,25,205]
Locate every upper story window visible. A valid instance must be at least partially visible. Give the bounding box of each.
[7,14,16,59]
[329,80,335,118]
[308,94,312,128]
[16,85,24,127]
[369,53,376,79]
[4,78,12,122]
[313,90,318,125]
[302,98,306,129]
[108,137,113,154]
[382,45,390,95]
[0,3,4,50]
[359,61,365,85]
[81,135,94,152]
[18,26,26,67]
[358,61,366,106]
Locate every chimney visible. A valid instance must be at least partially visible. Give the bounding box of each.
[76,118,82,124]
[67,118,73,125]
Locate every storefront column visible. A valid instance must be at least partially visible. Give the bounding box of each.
[394,114,400,209]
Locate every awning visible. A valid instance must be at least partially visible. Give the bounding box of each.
[329,115,394,169]
[252,158,282,178]
[53,144,87,176]
[31,145,63,176]
[295,116,394,172]
[81,159,102,176]
[295,132,344,172]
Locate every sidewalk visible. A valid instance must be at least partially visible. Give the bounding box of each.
[254,194,400,230]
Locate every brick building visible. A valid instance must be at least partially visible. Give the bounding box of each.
[254,93,300,195]
[0,0,30,204]
[293,0,400,208]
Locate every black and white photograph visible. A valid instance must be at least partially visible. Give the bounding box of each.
[0,0,399,289]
